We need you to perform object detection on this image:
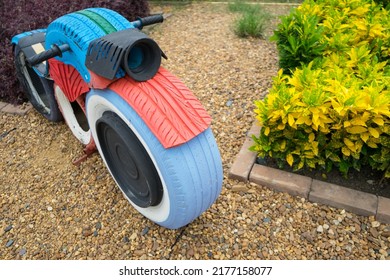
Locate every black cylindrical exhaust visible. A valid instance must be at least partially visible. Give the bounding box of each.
[86,28,163,82]
[122,36,161,82]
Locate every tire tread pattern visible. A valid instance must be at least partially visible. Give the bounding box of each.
[109,67,212,148]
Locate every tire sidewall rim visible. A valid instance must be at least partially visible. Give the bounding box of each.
[54,85,91,145]
[86,91,171,223]
[18,51,50,115]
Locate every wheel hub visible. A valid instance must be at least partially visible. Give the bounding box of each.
[96,111,163,207]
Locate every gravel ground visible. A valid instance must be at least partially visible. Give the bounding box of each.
[1,3,389,260]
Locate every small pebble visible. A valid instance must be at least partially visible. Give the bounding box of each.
[129,232,137,240]
[371,221,380,228]
[95,222,102,230]
[6,240,14,248]
[141,227,149,236]
[263,217,271,223]
[4,225,12,232]
[317,225,324,233]
[323,224,329,230]
[231,184,249,193]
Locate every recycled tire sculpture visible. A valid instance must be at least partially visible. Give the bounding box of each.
[12,8,223,229]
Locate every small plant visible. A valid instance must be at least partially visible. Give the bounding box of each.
[229,1,271,38]
[234,12,269,38]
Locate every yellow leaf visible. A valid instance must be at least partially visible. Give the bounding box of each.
[368,127,380,138]
[288,114,295,127]
[332,123,343,130]
[286,154,294,166]
[367,141,378,148]
[342,146,351,156]
[264,127,270,136]
[372,118,384,126]
[343,121,351,128]
[344,138,356,151]
[312,114,320,129]
[278,123,285,130]
[308,133,315,142]
[360,132,370,143]
[350,6,369,17]
[296,116,309,125]
[346,126,367,134]
[312,141,319,156]
[281,140,286,150]
[350,118,367,127]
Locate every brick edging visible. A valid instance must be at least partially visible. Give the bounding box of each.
[229,122,390,224]
[0,101,32,115]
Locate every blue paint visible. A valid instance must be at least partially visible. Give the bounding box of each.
[11,29,47,45]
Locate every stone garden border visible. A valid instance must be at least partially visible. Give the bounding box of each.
[0,101,32,115]
[229,122,390,224]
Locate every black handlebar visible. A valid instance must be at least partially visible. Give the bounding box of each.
[139,14,164,27]
[133,14,164,29]
[27,44,70,66]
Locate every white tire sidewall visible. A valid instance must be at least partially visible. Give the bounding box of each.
[54,85,91,145]
[86,91,171,223]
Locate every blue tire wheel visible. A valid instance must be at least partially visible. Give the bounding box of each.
[86,89,223,229]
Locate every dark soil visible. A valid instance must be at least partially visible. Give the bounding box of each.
[257,157,390,198]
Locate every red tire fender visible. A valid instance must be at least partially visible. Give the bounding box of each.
[108,67,211,148]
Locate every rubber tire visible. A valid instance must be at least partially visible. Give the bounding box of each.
[14,45,62,122]
[54,85,92,145]
[86,89,223,229]
[45,8,131,82]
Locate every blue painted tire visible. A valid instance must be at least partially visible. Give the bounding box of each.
[45,8,133,82]
[86,89,223,229]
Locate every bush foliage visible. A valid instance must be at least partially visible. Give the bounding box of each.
[0,0,150,104]
[252,0,390,179]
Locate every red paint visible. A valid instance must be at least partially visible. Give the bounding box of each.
[49,59,210,149]
[109,67,211,148]
[88,70,116,89]
[48,59,89,102]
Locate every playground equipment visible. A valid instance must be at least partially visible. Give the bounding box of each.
[12,8,223,229]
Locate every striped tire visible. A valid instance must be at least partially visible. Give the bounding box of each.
[45,8,132,82]
[86,88,223,229]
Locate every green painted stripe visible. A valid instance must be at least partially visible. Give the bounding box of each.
[76,10,117,34]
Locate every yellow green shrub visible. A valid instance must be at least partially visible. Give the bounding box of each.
[252,0,390,178]
[272,0,390,72]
